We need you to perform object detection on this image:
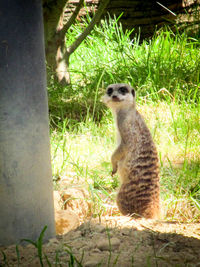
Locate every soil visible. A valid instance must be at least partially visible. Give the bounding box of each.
[1,189,200,267]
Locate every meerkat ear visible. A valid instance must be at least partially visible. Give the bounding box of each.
[131,88,135,97]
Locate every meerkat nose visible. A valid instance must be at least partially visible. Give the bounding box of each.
[112,95,121,102]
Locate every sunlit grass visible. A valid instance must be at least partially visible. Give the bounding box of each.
[50,99,200,221]
[48,16,200,222]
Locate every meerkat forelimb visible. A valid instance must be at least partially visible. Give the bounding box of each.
[102,83,160,219]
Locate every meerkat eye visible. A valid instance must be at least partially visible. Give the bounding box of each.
[107,87,113,96]
[118,86,128,95]
[131,89,135,97]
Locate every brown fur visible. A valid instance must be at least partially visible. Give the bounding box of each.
[102,84,160,218]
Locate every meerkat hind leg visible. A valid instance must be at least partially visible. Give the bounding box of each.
[116,180,160,219]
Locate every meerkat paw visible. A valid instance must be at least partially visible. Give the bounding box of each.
[111,161,118,176]
[111,168,117,176]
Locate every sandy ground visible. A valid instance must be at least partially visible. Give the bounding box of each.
[1,187,200,267]
[1,216,200,267]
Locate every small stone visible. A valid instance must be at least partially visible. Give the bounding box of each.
[61,188,89,217]
[25,243,35,249]
[81,241,94,250]
[94,224,105,233]
[53,191,62,211]
[72,230,82,239]
[184,253,196,261]
[46,238,59,247]
[48,237,59,244]
[121,228,131,236]
[55,210,79,235]
[91,248,101,253]
[84,260,101,267]
[96,237,120,251]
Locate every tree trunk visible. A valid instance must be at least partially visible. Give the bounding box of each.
[43,0,110,85]
[43,0,83,85]
[45,36,70,84]
[56,47,71,84]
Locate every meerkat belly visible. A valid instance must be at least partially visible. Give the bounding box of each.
[117,152,134,184]
[117,158,126,183]
[117,150,160,219]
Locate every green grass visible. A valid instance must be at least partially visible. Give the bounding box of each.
[48,16,200,222]
[1,16,199,267]
[0,226,85,267]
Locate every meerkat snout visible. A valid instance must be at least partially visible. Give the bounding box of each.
[102,83,136,109]
[112,95,120,102]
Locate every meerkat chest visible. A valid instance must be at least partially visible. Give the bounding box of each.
[113,113,122,146]
[114,109,135,147]
[116,125,122,146]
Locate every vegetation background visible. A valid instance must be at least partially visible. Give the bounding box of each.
[1,10,200,267]
[48,15,200,222]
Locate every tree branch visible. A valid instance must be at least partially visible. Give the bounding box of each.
[62,0,85,34]
[52,0,84,50]
[66,0,110,55]
[43,0,69,45]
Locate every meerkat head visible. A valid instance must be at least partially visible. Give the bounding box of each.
[102,83,136,110]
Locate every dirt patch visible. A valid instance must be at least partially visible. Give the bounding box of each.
[1,189,200,266]
[1,217,200,266]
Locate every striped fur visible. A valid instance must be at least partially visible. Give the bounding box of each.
[102,84,160,218]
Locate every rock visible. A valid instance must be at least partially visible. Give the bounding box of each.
[81,241,94,250]
[84,254,105,267]
[48,237,59,244]
[53,191,63,211]
[84,260,101,267]
[94,224,105,233]
[61,188,90,217]
[46,238,60,248]
[72,230,82,239]
[121,228,132,236]
[91,248,101,253]
[55,210,79,235]
[96,237,120,251]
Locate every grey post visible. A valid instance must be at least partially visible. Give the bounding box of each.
[0,0,55,245]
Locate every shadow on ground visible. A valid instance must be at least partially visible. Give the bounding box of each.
[1,217,200,267]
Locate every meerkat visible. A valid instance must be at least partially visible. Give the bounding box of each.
[102,83,160,219]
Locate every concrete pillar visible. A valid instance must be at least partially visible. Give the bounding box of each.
[0,1,55,245]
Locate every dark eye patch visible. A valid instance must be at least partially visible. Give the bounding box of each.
[107,87,113,96]
[118,86,128,95]
[132,89,135,97]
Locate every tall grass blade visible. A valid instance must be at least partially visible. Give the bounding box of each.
[21,225,48,267]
